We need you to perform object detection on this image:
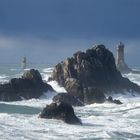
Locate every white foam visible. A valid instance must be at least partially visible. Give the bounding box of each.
[42,67,54,73]
[0,74,8,79]
[48,80,67,93]
[0,66,140,139]
[1,91,57,108]
[123,72,140,86]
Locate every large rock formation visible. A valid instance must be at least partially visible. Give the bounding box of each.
[0,69,54,101]
[52,45,140,102]
[39,102,82,125]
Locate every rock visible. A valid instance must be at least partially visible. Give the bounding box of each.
[48,77,53,82]
[83,87,106,104]
[0,69,54,101]
[22,69,43,84]
[39,102,82,125]
[107,96,123,104]
[52,44,140,104]
[53,93,84,106]
[113,99,123,104]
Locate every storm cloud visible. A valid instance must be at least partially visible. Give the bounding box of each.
[0,0,140,66]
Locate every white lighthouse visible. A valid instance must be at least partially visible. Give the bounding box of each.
[116,42,131,73]
[21,57,27,69]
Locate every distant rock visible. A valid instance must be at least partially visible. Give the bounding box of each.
[0,69,54,101]
[51,44,140,104]
[39,102,82,125]
[53,93,84,106]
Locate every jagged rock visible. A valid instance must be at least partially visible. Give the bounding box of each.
[0,69,54,101]
[52,44,140,103]
[53,93,84,106]
[107,96,123,104]
[39,102,82,125]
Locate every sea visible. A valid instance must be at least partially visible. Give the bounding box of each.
[0,63,140,140]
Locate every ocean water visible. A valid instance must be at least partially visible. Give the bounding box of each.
[0,63,140,140]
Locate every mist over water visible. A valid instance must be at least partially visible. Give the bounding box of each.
[0,35,140,66]
[0,63,140,139]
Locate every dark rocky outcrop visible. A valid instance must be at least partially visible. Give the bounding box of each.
[39,102,82,125]
[51,45,140,103]
[0,69,54,101]
[107,96,123,104]
[53,93,84,106]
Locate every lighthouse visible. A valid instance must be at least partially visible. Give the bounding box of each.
[116,42,125,66]
[21,57,27,69]
[116,42,131,73]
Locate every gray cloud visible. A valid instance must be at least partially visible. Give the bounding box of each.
[0,0,140,66]
[0,0,140,39]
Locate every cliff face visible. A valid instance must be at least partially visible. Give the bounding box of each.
[52,45,140,101]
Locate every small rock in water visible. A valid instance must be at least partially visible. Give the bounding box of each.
[39,102,82,125]
[107,96,123,105]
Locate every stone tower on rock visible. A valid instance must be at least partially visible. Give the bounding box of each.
[116,42,131,73]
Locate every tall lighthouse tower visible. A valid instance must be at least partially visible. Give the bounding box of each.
[116,42,131,73]
[21,57,27,69]
[116,42,125,66]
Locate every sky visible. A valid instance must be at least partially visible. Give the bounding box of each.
[0,0,140,66]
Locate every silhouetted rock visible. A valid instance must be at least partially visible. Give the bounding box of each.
[48,77,53,82]
[0,69,54,101]
[107,96,123,104]
[39,102,82,125]
[53,93,84,106]
[52,44,140,103]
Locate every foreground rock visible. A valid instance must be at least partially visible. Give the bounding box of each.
[0,69,54,101]
[53,93,84,106]
[39,102,82,125]
[52,45,140,103]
